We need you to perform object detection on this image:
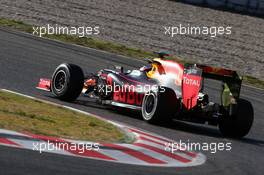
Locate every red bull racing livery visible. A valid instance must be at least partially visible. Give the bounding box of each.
[37,52,254,138]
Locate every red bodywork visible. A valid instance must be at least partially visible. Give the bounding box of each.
[37,78,51,91]
[153,59,202,110]
[182,74,201,110]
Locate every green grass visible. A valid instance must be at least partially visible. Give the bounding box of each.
[0,18,33,33]
[46,34,156,59]
[0,18,263,89]
[243,76,264,89]
[0,90,127,143]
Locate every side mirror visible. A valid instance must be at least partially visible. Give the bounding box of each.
[143,58,153,63]
[154,51,170,59]
[114,65,124,73]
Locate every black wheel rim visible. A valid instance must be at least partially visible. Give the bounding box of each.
[54,70,66,92]
[145,94,155,114]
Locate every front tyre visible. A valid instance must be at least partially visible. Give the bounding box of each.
[51,63,84,101]
[219,99,254,138]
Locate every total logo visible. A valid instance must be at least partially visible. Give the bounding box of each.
[183,76,200,87]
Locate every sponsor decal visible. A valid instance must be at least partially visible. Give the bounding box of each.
[183,77,200,87]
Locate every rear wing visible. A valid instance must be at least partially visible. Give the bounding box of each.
[197,64,241,80]
[197,64,242,107]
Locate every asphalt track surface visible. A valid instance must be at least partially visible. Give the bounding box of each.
[0,28,263,175]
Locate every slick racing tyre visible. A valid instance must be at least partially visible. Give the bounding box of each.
[219,99,254,138]
[141,88,177,123]
[51,63,84,101]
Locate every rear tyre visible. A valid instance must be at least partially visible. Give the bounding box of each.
[141,88,177,123]
[51,63,84,101]
[219,99,254,138]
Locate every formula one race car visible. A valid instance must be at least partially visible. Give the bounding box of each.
[37,52,254,138]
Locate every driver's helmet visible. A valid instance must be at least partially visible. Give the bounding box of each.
[139,65,152,72]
